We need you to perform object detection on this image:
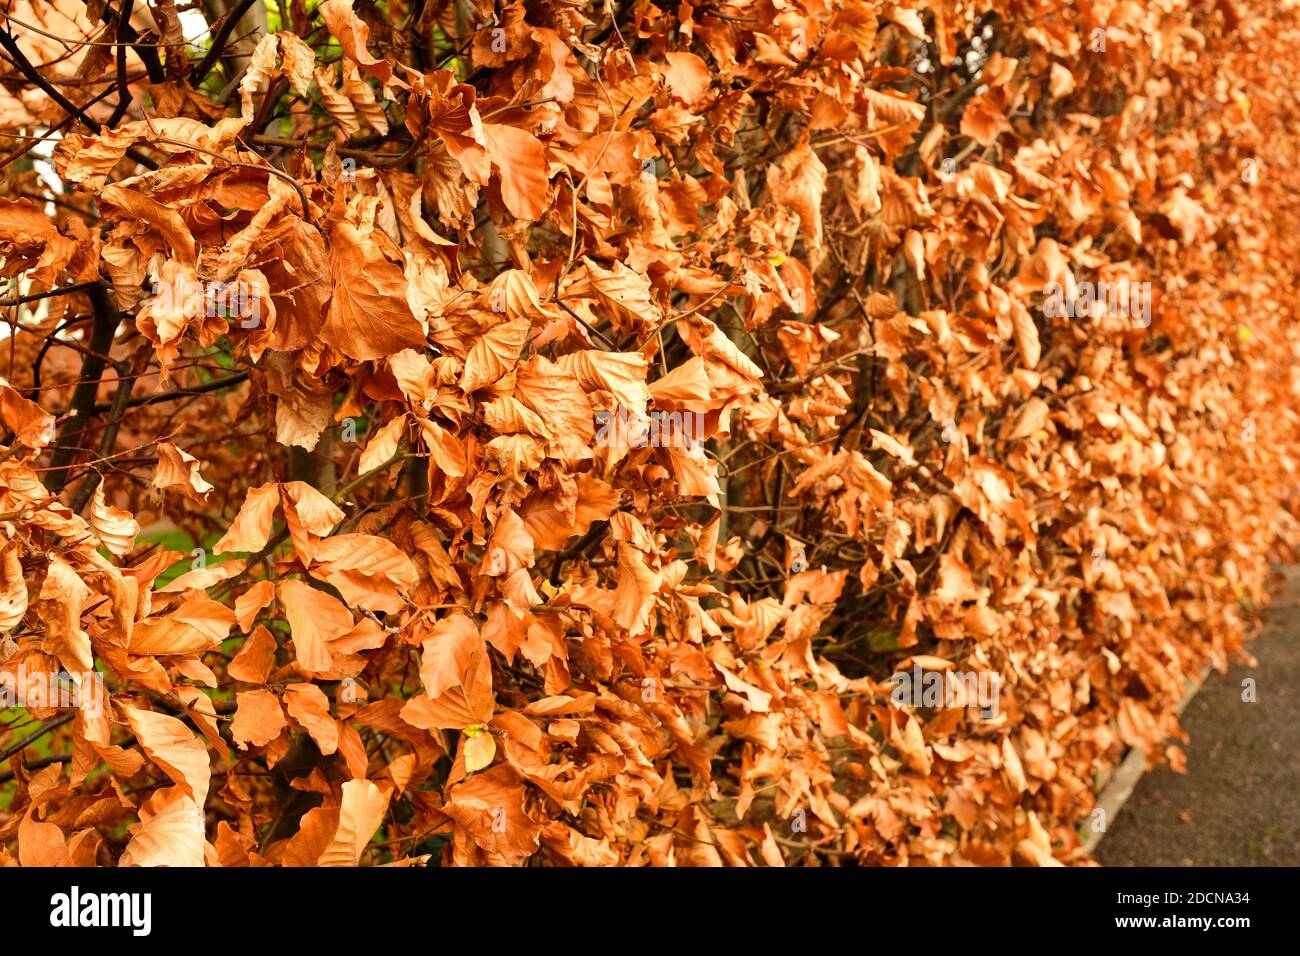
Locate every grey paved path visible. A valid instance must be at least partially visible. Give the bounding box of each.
[1096,567,1300,865]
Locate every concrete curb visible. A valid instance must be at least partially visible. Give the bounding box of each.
[1082,667,1210,855]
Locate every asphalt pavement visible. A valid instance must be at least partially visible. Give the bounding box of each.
[1096,567,1300,866]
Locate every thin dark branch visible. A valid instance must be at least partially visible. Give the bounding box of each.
[87,371,250,415]
[0,83,117,170]
[0,713,75,767]
[0,22,157,169]
[0,280,100,308]
[0,26,104,130]
[98,0,165,84]
[70,354,138,513]
[190,0,261,84]
[31,315,94,394]
[105,0,135,127]
[43,284,122,493]
[0,752,71,785]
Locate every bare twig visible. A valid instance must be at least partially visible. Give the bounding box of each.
[0,23,157,170]
[190,0,262,84]
[99,0,165,83]
[70,351,140,513]
[105,0,136,127]
[43,284,123,494]
[86,371,250,415]
[0,280,101,308]
[0,713,76,767]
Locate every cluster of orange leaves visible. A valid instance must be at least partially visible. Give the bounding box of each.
[0,0,1297,866]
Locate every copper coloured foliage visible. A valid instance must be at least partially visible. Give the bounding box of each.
[0,0,1296,866]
